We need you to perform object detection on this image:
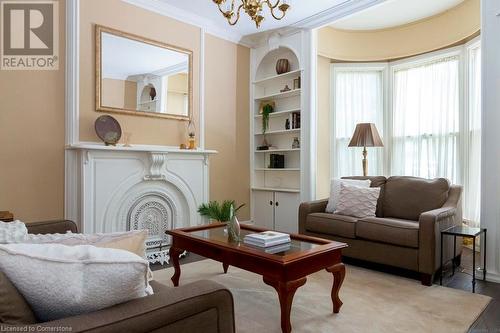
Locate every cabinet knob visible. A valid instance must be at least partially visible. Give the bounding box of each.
[276,202,279,207]
[269,201,273,206]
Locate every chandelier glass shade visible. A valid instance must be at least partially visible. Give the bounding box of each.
[212,0,290,28]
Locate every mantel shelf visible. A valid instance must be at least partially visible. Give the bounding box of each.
[66,143,218,155]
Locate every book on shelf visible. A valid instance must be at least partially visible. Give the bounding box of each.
[291,112,301,129]
[243,231,291,248]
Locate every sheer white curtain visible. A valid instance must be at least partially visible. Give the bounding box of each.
[391,56,460,183]
[463,45,482,226]
[333,69,384,178]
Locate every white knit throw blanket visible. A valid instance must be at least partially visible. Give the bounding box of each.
[0,220,28,243]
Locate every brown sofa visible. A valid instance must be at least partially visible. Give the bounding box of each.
[1,220,235,333]
[299,176,463,285]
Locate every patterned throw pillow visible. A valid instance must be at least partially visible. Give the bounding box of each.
[325,179,371,213]
[334,183,381,218]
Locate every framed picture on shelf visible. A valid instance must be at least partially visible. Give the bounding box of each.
[293,77,301,90]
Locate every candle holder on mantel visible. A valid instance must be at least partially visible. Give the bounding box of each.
[187,120,196,150]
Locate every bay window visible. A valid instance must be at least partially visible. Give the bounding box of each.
[331,40,481,226]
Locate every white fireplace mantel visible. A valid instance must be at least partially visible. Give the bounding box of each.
[65,142,217,263]
[66,142,217,155]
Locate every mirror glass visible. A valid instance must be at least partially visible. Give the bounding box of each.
[97,26,192,120]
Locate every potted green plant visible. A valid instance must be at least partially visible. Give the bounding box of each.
[262,102,274,135]
[198,200,245,242]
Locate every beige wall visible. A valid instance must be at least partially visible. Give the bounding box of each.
[79,0,201,145]
[316,0,480,199]
[205,35,251,220]
[102,78,137,109]
[318,0,480,61]
[316,56,332,199]
[0,0,251,221]
[0,0,66,222]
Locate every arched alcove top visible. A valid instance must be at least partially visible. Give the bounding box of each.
[255,47,300,81]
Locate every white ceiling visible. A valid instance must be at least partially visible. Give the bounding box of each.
[330,0,465,31]
[102,32,188,80]
[158,0,347,36]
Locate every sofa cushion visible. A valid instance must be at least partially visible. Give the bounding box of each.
[383,176,450,220]
[306,213,357,239]
[0,271,37,325]
[356,217,419,248]
[342,176,387,217]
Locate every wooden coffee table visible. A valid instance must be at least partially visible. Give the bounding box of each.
[167,224,347,333]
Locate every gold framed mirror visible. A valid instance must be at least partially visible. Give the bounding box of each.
[96,25,193,121]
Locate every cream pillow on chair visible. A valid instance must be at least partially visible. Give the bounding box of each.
[24,230,148,258]
[334,183,381,218]
[0,243,153,322]
[325,178,371,213]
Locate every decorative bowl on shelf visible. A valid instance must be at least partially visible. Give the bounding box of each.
[95,115,122,146]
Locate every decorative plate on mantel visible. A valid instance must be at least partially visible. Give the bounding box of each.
[94,115,122,146]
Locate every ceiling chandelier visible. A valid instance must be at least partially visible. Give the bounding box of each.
[212,0,290,28]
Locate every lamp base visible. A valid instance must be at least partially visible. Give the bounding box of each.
[362,147,368,177]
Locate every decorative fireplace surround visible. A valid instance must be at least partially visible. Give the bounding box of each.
[66,143,216,264]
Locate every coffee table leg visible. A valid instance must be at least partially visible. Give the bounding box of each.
[223,262,229,273]
[169,246,183,287]
[326,263,346,313]
[263,276,307,333]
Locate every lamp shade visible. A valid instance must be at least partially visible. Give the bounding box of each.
[348,123,384,147]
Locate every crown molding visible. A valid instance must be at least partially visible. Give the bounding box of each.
[241,0,388,47]
[291,0,388,30]
[121,0,247,46]
[122,0,387,48]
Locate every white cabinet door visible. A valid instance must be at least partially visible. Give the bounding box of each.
[252,191,274,230]
[274,192,300,233]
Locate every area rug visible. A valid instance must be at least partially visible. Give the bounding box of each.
[153,260,491,333]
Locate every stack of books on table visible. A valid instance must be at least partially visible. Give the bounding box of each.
[243,231,291,252]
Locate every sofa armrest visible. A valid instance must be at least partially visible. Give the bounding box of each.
[299,199,328,234]
[418,207,462,274]
[32,280,234,333]
[26,220,78,234]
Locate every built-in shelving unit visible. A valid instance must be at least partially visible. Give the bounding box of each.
[250,45,304,233]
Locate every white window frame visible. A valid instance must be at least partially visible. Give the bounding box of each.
[330,63,389,179]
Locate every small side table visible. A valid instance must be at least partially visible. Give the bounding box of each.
[440,225,486,292]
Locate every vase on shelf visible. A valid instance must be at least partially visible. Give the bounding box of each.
[276,58,290,75]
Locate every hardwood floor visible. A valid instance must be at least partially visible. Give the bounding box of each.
[151,247,500,331]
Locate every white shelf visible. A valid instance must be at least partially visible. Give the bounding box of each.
[252,187,300,193]
[255,89,301,101]
[254,109,300,118]
[253,69,302,85]
[254,128,300,135]
[255,148,300,153]
[255,168,300,171]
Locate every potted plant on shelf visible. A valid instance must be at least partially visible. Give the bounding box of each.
[197,200,245,242]
[259,102,274,150]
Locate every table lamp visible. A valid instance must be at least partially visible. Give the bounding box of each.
[348,123,384,176]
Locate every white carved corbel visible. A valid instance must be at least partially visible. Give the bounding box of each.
[144,152,168,181]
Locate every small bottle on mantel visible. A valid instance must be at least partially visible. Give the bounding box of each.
[285,119,290,130]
